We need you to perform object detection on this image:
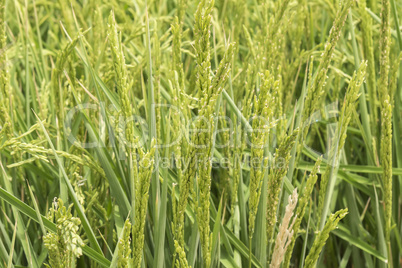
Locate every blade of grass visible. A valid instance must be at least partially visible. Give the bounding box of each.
[333,225,387,263]
[0,162,40,268]
[154,115,171,268]
[6,220,16,268]
[299,201,312,268]
[254,168,267,265]
[298,162,402,176]
[372,185,388,267]
[26,183,46,235]
[211,194,223,266]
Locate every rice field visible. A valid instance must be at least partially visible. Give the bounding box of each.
[0,0,401,267]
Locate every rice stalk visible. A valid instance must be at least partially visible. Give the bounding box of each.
[0,0,11,138]
[318,61,367,227]
[248,71,274,252]
[107,11,135,145]
[299,0,353,150]
[174,240,190,268]
[378,0,393,246]
[359,0,378,139]
[43,198,84,268]
[283,157,322,267]
[266,129,298,244]
[304,208,348,268]
[132,140,156,268]
[117,219,132,268]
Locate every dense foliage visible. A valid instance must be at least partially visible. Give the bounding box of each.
[0,0,401,267]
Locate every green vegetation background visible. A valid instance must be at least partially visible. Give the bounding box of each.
[0,0,401,267]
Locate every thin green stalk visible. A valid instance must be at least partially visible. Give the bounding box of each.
[145,5,160,229]
[379,1,393,255]
[318,62,366,229]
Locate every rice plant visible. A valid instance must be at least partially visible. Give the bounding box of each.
[0,0,401,267]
